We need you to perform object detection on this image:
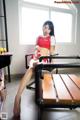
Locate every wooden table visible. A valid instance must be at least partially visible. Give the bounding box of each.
[42,73,80,105]
[0,53,12,69]
[35,62,80,120]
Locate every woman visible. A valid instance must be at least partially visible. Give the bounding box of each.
[13,20,56,117]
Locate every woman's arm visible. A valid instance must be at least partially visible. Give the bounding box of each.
[50,45,55,56]
[49,46,55,63]
[50,36,56,63]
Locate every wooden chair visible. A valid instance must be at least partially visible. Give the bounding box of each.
[25,53,59,90]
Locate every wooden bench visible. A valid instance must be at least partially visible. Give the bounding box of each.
[35,61,80,120]
[42,73,80,106]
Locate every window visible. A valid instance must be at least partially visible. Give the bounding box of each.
[19,0,77,45]
[51,11,72,43]
[20,5,49,44]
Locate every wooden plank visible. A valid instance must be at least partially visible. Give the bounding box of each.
[68,74,80,89]
[52,74,72,103]
[60,74,80,103]
[42,73,56,103]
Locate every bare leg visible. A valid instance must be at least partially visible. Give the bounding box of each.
[13,68,33,117]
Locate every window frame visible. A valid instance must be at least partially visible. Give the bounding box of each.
[18,0,77,45]
[50,7,77,45]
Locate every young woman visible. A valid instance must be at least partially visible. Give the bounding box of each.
[13,20,56,117]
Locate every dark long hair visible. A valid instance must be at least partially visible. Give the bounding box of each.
[43,20,54,36]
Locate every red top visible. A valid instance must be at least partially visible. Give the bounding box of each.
[32,35,51,61]
[36,35,51,49]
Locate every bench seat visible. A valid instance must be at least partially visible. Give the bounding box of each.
[42,74,80,105]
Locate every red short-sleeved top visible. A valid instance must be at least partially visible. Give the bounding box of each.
[36,35,51,49]
[32,35,56,61]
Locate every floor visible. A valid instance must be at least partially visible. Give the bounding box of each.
[1,75,80,120]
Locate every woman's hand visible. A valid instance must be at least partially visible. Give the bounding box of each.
[35,45,41,51]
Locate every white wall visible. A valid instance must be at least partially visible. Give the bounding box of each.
[5,0,80,75]
[5,0,35,74]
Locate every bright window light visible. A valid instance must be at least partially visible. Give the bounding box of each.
[20,6,49,45]
[19,0,76,45]
[51,11,72,43]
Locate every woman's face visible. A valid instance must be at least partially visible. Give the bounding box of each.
[43,24,51,36]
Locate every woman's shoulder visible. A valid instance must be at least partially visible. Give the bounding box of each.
[37,35,43,38]
[51,35,55,39]
[38,35,50,39]
[37,35,55,40]
[37,35,44,41]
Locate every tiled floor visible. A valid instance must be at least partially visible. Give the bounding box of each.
[2,75,80,120]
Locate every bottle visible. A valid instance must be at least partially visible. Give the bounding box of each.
[0,48,4,54]
[3,48,7,53]
[0,48,7,54]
